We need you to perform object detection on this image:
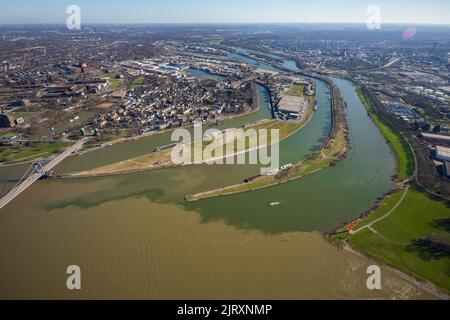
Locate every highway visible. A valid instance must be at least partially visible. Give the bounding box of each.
[0,138,88,211]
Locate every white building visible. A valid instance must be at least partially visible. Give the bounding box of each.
[436,146,450,162]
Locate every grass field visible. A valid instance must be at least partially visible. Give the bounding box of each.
[286,84,305,97]
[0,132,18,139]
[206,38,224,45]
[101,72,124,90]
[356,87,414,180]
[130,76,145,89]
[12,109,48,121]
[354,190,406,230]
[348,186,450,292]
[0,142,70,163]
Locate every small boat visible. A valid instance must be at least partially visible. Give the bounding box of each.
[268,202,281,207]
[314,101,318,112]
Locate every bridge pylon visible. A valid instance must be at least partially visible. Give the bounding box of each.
[32,161,47,176]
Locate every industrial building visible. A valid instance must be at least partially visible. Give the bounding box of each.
[420,132,450,144]
[278,95,307,119]
[435,146,450,162]
[435,160,450,179]
[432,146,450,179]
[445,162,450,178]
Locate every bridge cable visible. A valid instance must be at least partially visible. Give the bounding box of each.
[9,163,35,196]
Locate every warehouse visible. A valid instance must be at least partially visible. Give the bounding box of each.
[278,95,307,119]
[445,162,450,178]
[435,146,450,162]
[420,132,450,144]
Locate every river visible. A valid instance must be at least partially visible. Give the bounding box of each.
[0,50,432,299]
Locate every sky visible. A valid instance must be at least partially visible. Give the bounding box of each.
[0,0,449,25]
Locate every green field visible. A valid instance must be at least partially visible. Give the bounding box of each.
[0,142,70,163]
[348,186,450,292]
[354,190,406,230]
[12,109,48,121]
[101,72,124,90]
[356,87,415,180]
[286,84,305,97]
[196,35,224,45]
[207,38,224,45]
[129,76,145,89]
[0,132,18,139]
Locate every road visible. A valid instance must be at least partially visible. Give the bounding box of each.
[381,57,401,69]
[0,138,88,211]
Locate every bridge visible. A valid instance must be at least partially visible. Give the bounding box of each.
[0,138,88,211]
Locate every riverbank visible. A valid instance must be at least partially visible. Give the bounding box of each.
[330,85,450,296]
[186,77,349,202]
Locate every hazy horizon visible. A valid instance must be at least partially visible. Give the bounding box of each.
[1,22,450,26]
[1,0,450,25]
